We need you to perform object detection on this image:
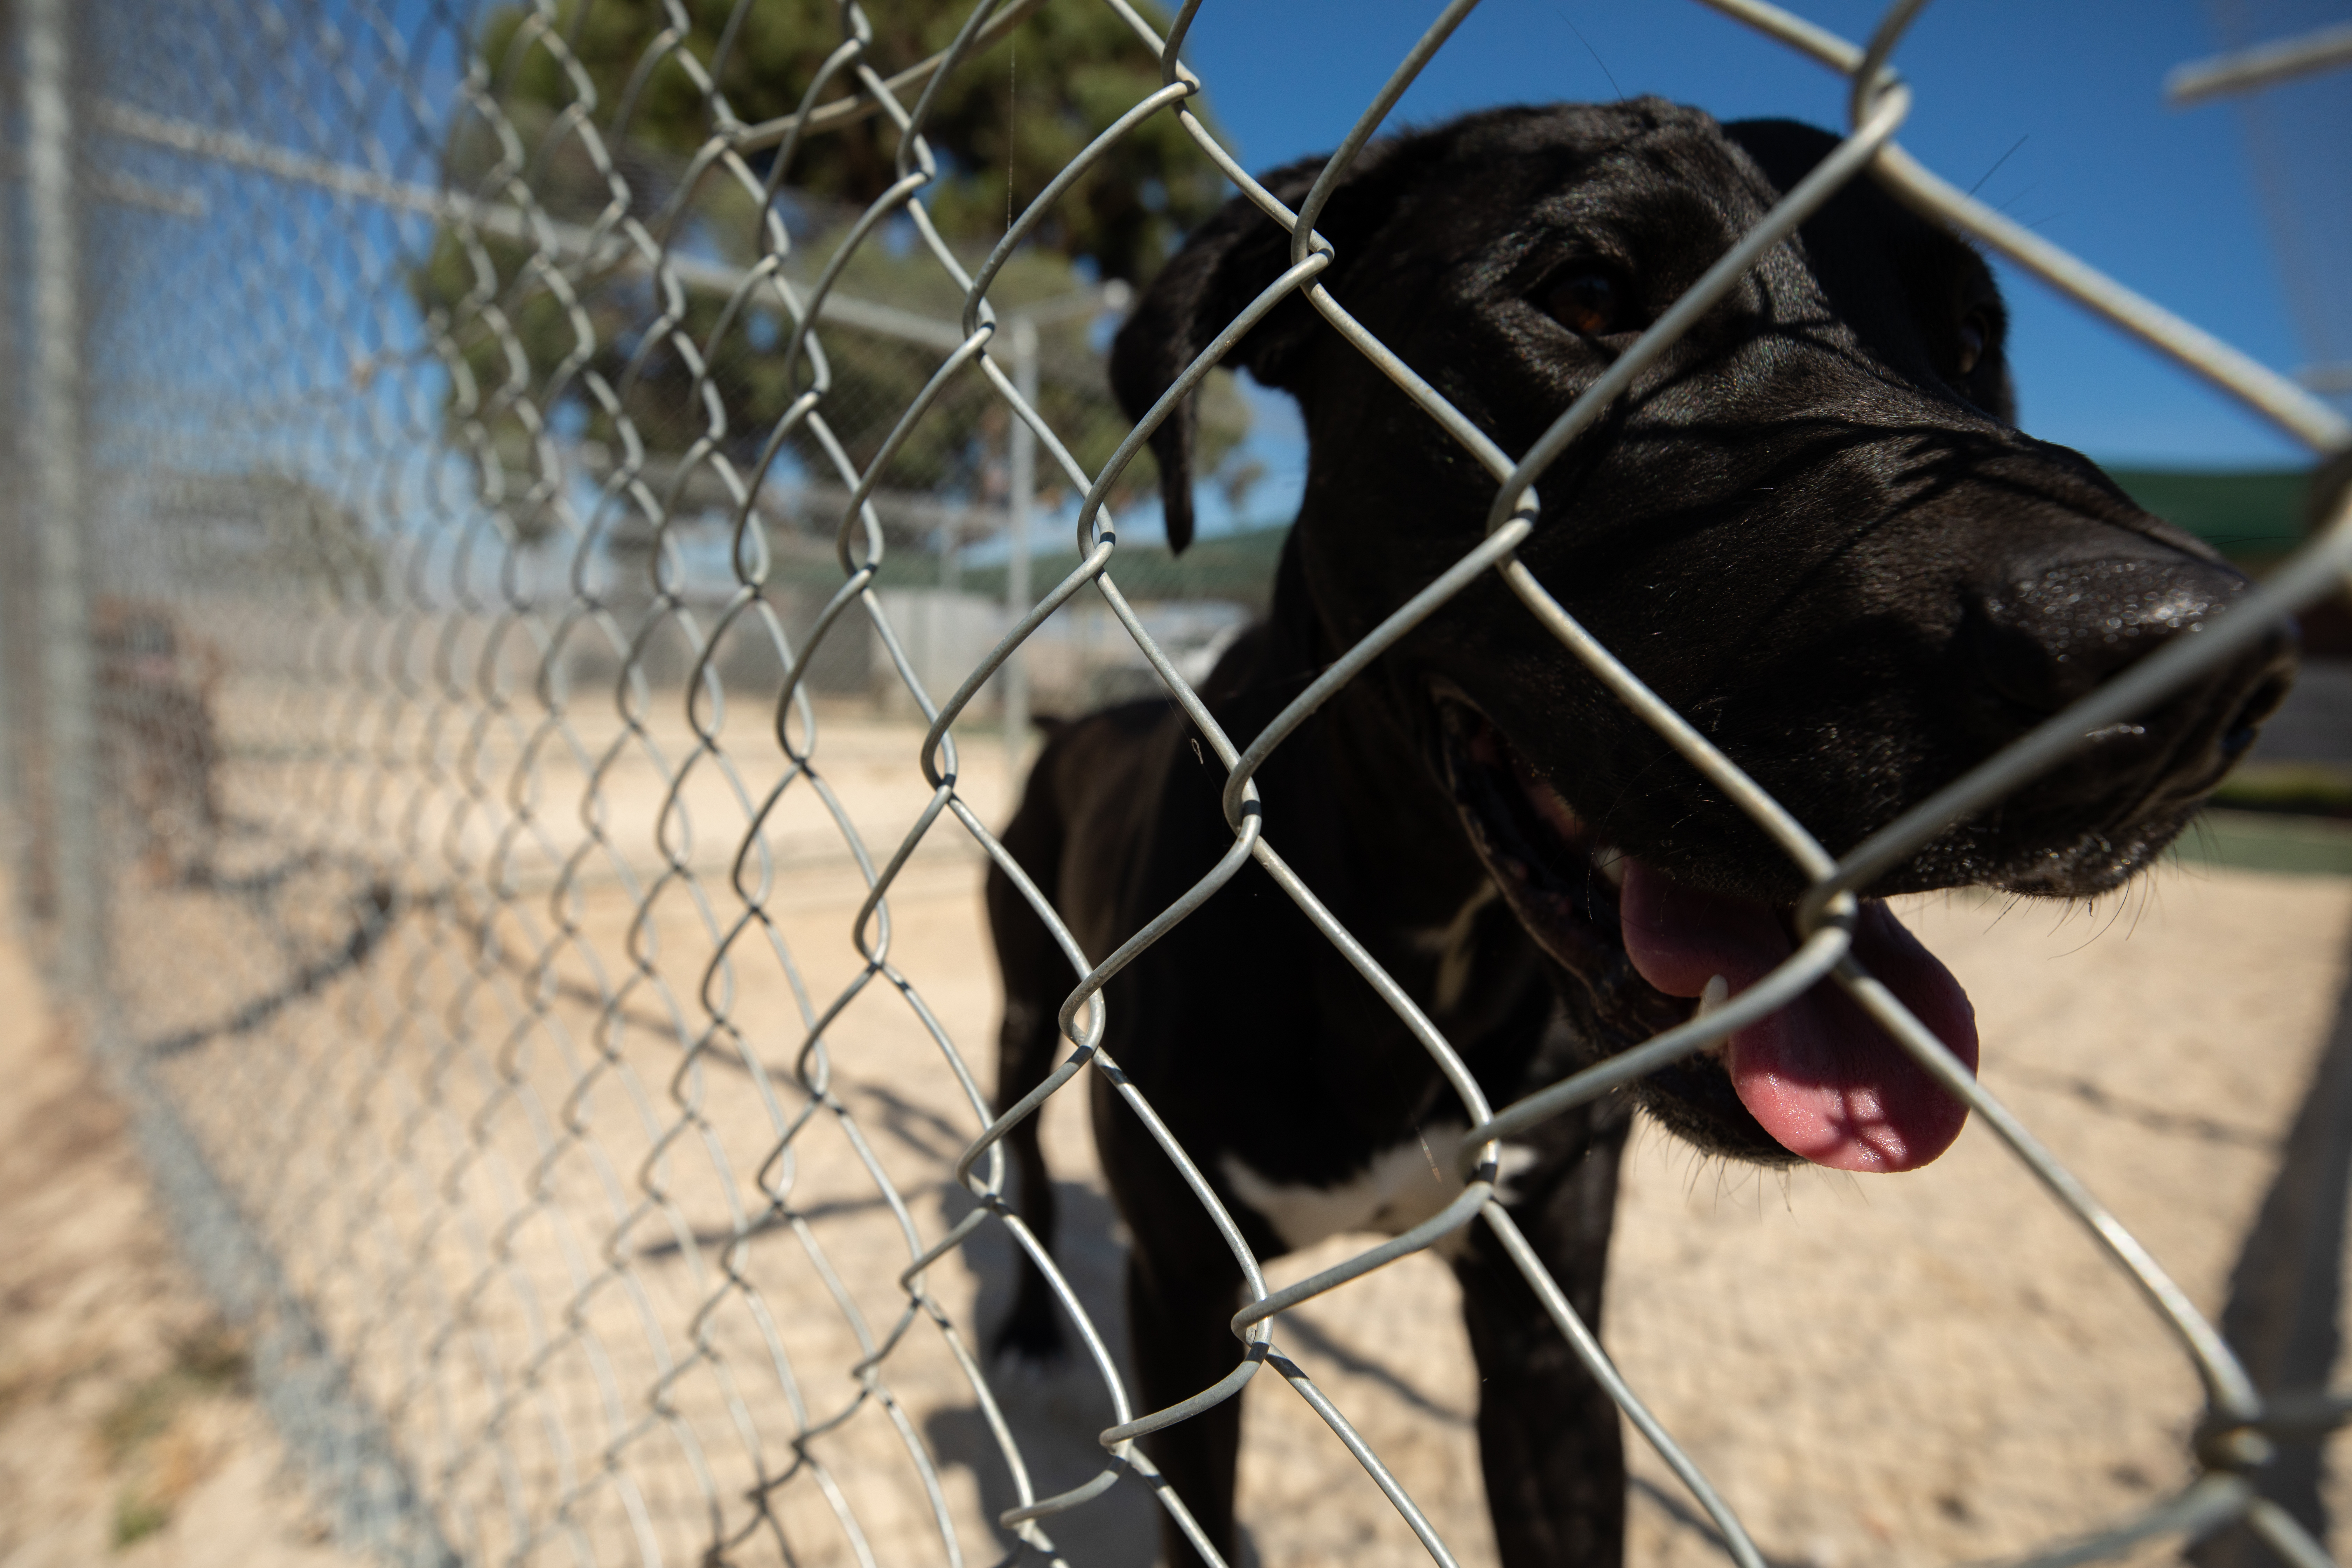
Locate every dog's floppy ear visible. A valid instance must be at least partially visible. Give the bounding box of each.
[1110,145,1405,554]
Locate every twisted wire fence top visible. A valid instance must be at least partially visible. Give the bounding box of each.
[15,1,2352,1566]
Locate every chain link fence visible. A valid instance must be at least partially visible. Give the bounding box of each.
[5,1,2352,1565]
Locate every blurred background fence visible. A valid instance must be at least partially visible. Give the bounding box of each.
[4,2,2352,1567]
[0,3,1362,1560]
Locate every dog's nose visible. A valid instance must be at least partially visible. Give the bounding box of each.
[1964,545,2297,770]
[1968,553,2242,712]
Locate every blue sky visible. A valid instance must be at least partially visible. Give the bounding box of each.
[88,0,2344,575]
[1170,0,2340,484]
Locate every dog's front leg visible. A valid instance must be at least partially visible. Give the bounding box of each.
[1450,1102,1632,1568]
[1127,1242,1247,1567]
[1097,1073,1253,1568]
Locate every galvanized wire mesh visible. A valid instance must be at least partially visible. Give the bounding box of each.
[7,1,2352,1566]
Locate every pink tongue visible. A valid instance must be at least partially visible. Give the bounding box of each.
[1619,860,1978,1172]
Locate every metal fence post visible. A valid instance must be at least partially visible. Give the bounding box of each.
[22,0,102,998]
[1004,312,1038,780]
[0,63,21,828]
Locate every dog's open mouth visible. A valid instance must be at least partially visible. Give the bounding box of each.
[1436,699,1980,1173]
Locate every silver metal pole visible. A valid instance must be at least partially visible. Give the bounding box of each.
[24,0,102,996]
[2165,20,2352,105]
[0,96,20,824]
[90,99,972,354]
[1004,315,1037,784]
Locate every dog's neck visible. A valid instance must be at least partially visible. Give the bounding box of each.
[1226,528,1501,939]
[1181,527,1564,1098]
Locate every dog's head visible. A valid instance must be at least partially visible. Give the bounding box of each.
[1111,100,2297,1175]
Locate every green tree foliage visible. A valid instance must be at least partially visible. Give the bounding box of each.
[417,0,1254,546]
[482,0,1228,286]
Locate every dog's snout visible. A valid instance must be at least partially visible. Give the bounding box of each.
[1959,543,2300,830]
[1965,553,2252,715]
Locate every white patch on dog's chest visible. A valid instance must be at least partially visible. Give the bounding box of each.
[1219,1121,1538,1254]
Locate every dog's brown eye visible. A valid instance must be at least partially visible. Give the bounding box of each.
[1541,270,1629,337]
[1955,311,1989,377]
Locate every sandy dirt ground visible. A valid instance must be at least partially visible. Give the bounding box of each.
[0,885,362,1566]
[18,682,2352,1568]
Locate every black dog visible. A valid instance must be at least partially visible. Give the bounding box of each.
[984,100,2294,1567]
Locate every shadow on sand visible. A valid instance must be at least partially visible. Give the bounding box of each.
[2190,919,2352,1568]
[923,1177,1162,1567]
